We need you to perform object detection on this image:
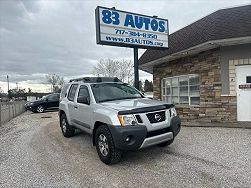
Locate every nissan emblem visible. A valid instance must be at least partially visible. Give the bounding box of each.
[155,114,161,121]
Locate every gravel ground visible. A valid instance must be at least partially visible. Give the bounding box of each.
[0,111,250,188]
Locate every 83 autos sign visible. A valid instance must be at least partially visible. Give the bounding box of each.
[95,6,169,49]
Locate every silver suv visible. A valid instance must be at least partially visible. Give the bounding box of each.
[59,77,181,164]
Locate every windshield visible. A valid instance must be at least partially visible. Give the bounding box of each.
[40,95,47,100]
[91,83,143,103]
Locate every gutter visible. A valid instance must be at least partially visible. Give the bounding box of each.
[139,36,251,74]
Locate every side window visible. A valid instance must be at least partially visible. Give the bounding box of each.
[47,95,53,101]
[47,94,59,101]
[61,84,70,98]
[67,84,78,102]
[77,85,90,99]
[77,85,90,105]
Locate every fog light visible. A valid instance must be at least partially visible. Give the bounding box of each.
[126,136,130,142]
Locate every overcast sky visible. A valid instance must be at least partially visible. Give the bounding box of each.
[0,0,250,92]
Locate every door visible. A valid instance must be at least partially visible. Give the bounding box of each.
[236,65,251,121]
[46,94,60,108]
[67,84,79,125]
[71,85,92,134]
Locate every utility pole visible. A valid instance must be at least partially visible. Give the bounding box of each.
[7,75,10,99]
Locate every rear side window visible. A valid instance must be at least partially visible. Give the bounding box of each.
[67,84,78,101]
[61,84,70,98]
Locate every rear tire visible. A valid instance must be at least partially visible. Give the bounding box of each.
[95,125,122,165]
[60,114,75,138]
[36,105,44,113]
[158,139,174,147]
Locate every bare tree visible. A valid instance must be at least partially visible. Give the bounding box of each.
[120,59,134,84]
[28,88,32,93]
[93,58,134,84]
[93,59,118,77]
[46,74,65,93]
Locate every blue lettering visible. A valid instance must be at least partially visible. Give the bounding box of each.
[143,17,150,30]
[111,11,120,25]
[158,21,165,32]
[123,13,167,33]
[102,10,112,24]
[134,16,143,29]
[124,14,135,28]
[150,19,158,31]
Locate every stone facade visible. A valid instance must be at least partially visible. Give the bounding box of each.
[153,48,237,125]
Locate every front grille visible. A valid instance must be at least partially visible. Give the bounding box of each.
[146,111,166,124]
[135,115,143,123]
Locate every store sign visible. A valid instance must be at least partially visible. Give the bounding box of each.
[95,6,169,49]
[239,84,251,89]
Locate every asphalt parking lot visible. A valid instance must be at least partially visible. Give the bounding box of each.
[0,111,250,188]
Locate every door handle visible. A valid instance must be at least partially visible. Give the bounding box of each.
[74,106,78,109]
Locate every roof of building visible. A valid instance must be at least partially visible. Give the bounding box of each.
[139,5,251,66]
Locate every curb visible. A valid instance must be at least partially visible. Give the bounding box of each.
[181,123,251,129]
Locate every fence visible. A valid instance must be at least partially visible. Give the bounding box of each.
[0,101,26,126]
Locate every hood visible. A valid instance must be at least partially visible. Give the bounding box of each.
[100,98,169,111]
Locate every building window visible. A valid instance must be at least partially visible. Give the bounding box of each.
[162,75,200,105]
[247,76,251,83]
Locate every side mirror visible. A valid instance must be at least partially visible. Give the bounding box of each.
[77,96,90,105]
[45,98,48,102]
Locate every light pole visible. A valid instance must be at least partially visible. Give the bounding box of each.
[134,48,139,90]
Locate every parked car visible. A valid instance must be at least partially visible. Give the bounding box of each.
[25,93,60,113]
[59,77,181,164]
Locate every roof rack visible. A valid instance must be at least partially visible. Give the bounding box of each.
[69,77,122,83]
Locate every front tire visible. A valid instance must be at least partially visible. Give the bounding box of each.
[95,125,122,165]
[60,114,75,137]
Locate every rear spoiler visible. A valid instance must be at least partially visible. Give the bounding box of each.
[118,104,174,115]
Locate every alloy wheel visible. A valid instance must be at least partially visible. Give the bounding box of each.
[37,106,44,113]
[98,134,109,156]
[61,118,67,133]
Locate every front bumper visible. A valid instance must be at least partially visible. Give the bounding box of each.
[108,116,181,151]
[170,116,181,137]
[108,125,147,150]
[25,105,36,112]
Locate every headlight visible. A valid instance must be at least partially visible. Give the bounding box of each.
[118,114,138,126]
[170,108,177,117]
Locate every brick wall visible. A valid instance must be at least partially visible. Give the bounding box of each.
[153,48,237,125]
